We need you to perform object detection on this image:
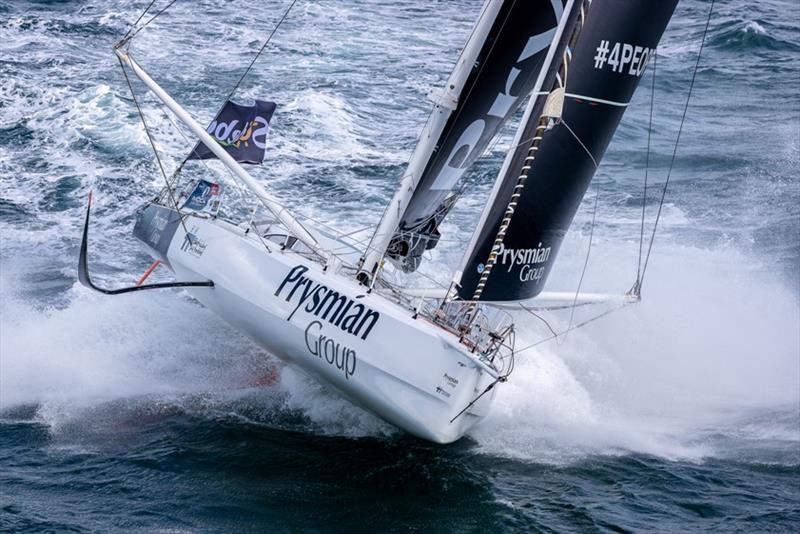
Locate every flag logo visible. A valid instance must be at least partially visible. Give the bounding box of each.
[187,99,276,164]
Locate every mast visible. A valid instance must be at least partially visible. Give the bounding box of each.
[115,49,326,260]
[357,0,504,283]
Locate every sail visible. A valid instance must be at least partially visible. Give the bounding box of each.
[457,0,678,302]
[384,0,571,273]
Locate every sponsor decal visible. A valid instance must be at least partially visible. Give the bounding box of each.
[497,242,551,272]
[275,265,381,341]
[180,226,207,257]
[443,373,459,389]
[304,321,357,380]
[593,40,653,77]
[182,179,223,215]
[208,116,269,150]
[187,99,276,164]
[147,211,169,245]
[481,242,551,282]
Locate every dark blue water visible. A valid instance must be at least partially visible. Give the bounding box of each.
[1,0,798,531]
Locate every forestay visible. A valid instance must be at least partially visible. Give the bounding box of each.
[457,0,678,302]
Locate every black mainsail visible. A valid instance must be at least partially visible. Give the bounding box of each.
[380,0,572,273]
[457,0,678,302]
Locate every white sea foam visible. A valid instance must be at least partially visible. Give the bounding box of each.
[469,242,799,463]
[1,240,796,463]
[280,90,385,164]
[744,20,767,35]
[279,366,394,438]
[0,265,391,439]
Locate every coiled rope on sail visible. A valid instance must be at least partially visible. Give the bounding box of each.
[465,3,588,314]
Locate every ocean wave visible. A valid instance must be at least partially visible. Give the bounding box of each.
[708,17,800,52]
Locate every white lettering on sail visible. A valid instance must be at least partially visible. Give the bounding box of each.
[428,21,559,191]
[489,242,551,283]
[593,40,653,77]
[497,242,551,271]
[487,67,521,118]
[213,120,239,141]
[428,120,485,191]
[252,117,270,149]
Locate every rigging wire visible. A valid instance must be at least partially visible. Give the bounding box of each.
[465,3,586,313]
[224,0,299,107]
[117,0,156,46]
[564,179,601,343]
[155,104,274,254]
[514,302,629,357]
[123,0,157,36]
[514,0,714,355]
[117,0,313,260]
[118,0,301,203]
[634,49,657,294]
[554,117,601,342]
[637,0,714,295]
[432,88,534,216]
[117,54,191,238]
[176,0,299,171]
[119,0,178,46]
[518,302,559,340]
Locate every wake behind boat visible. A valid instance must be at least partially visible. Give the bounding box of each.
[79,0,683,443]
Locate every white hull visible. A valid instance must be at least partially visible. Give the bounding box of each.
[160,214,498,443]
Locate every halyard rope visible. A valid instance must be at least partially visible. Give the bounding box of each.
[466,2,587,313]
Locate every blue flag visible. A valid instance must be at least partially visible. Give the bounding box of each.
[187,99,276,164]
[182,179,223,214]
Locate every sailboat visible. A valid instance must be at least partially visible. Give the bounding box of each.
[79,0,679,443]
